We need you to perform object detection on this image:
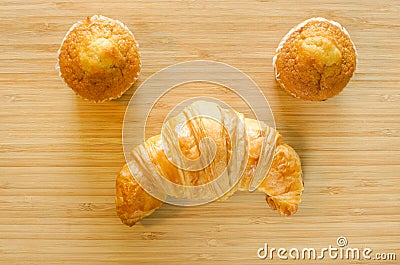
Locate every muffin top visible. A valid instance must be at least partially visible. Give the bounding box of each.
[273,18,357,101]
[58,15,141,102]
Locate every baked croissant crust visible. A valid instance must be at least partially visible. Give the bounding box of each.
[116,101,303,226]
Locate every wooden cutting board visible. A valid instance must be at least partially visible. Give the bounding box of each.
[1,1,399,264]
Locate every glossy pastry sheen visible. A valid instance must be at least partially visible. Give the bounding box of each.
[116,102,303,226]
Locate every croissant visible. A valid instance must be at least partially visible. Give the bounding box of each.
[116,101,303,226]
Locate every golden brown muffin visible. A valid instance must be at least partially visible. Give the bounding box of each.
[57,15,141,102]
[273,17,357,101]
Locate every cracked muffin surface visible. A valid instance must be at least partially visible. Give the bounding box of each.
[274,18,357,101]
[58,15,141,102]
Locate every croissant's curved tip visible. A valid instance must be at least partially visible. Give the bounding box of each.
[259,143,304,216]
[121,218,138,227]
[266,194,300,216]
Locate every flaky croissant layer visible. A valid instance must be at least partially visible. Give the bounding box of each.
[116,102,303,226]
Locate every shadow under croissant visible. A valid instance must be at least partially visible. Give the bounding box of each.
[116,142,304,227]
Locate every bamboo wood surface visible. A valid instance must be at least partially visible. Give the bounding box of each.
[0,0,399,264]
